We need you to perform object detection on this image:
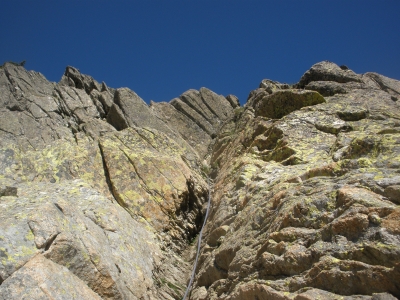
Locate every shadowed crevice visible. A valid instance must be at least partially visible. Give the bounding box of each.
[54,203,64,214]
[178,179,207,242]
[44,233,60,251]
[98,141,120,206]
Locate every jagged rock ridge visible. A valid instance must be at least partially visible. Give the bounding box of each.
[0,62,235,299]
[0,61,399,299]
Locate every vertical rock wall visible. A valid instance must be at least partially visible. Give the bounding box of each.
[189,61,400,300]
[0,61,399,299]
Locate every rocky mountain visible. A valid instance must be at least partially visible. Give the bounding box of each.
[0,61,399,299]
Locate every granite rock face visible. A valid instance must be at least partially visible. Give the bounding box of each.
[0,61,399,299]
[152,87,236,158]
[0,180,160,299]
[189,61,400,299]
[0,62,233,299]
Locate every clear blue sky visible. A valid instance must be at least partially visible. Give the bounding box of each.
[1,1,399,105]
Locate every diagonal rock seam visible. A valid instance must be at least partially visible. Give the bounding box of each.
[98,141,121,206]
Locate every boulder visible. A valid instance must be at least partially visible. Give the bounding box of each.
[297,61,363,88]
[253,89,325,119]
[0,254,102,300]
[226,94,240,108]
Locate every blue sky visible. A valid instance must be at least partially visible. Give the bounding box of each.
[1,1,399,105]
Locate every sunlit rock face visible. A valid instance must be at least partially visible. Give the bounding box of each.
[0,62,218,299]
[0,61,399,299]
[190,61,400,300]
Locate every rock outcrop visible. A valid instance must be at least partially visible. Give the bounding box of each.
[0,62,234,299]
[0,61,399,299]
[151,88,237,158]
[190,61,400,299]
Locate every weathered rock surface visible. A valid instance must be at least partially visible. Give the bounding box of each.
[0,254,102,300]
[0,180,161,299]
[297,61,364,88]
[190,61,400,299]
[0,61,399,299]
[152,87,236,158]
[0,62,221,299]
